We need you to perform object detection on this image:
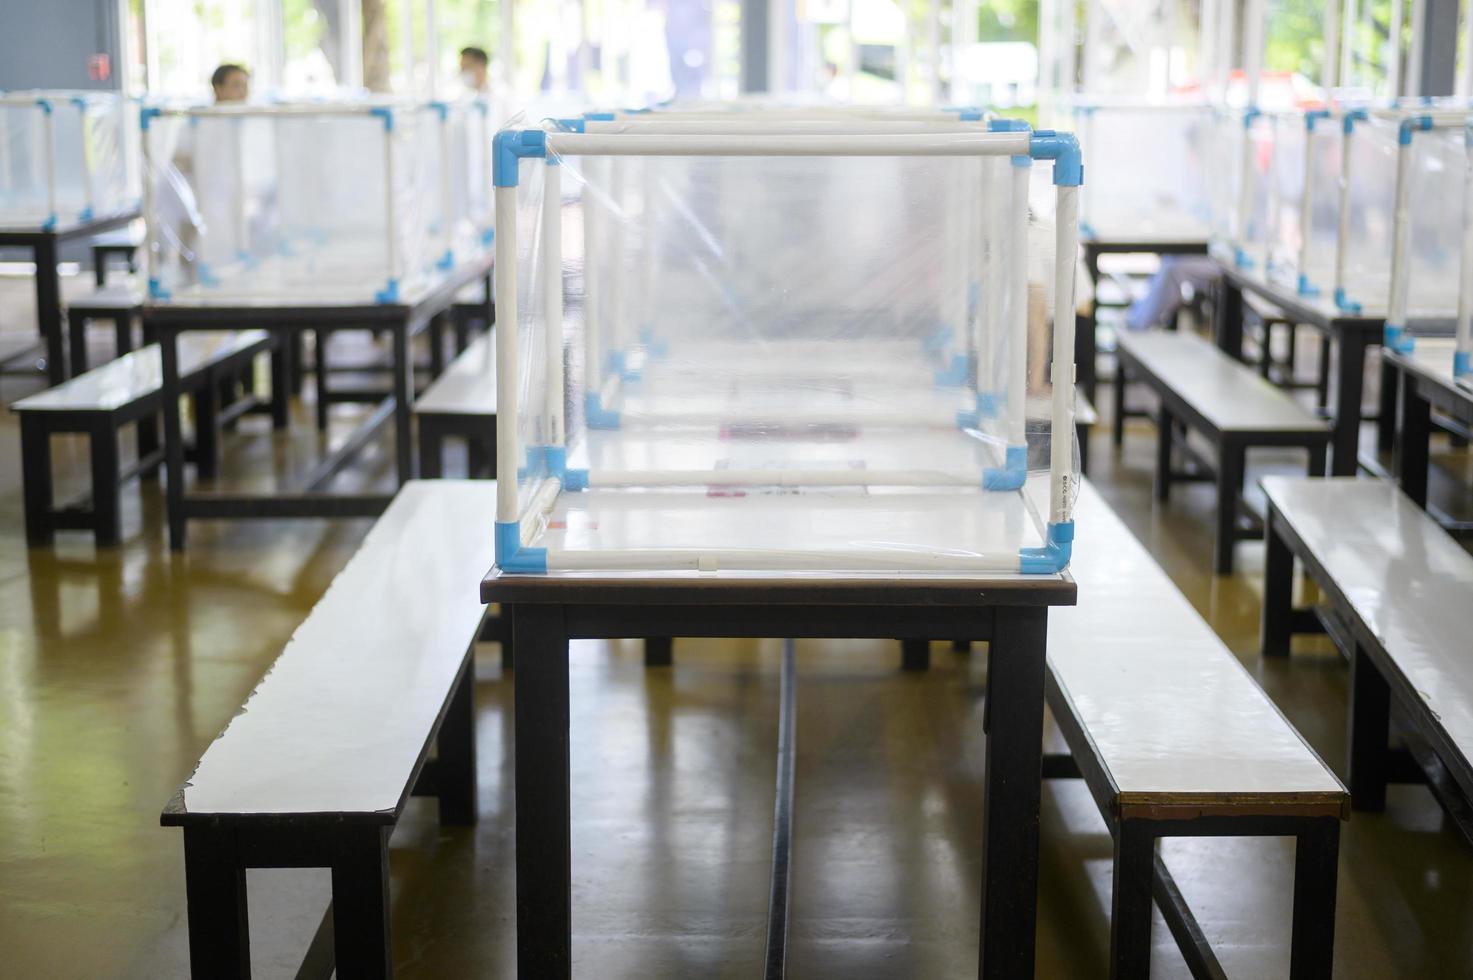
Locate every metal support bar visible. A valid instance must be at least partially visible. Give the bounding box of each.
[763,638,798,979]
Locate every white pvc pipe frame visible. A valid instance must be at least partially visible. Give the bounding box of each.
[0,94,106,230]
[494,130,1081,573]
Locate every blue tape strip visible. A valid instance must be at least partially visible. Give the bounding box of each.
[496,520,547,574]
[1019,520,1074,574]
[40,213,57,232]
[983,444,1028,491]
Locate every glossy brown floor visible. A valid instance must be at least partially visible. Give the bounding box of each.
[2,319,1472,977]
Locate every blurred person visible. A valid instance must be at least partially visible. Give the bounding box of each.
[460,47,491,96]
[210,63,251,103]
[1124,255,1218,331]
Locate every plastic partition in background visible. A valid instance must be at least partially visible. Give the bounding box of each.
[0,91,136,229]
[1264,110,1342,297]
[142,101,493,306]
[498,128,1082,575]
[1395,125,1466,322]
[1073,102,1212,241]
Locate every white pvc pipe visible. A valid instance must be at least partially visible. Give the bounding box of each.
[1298,118,1318,287]
[545,132,1032,158]
[545,547,1020,573]
[439,108,454,263]
[1235,111,1258,259]
[382,121,399,288]
[543,160,565,449]
[1464,0,1473,98]
[582,119,992,134]
[583,159,603,396]
[1263,115,1283,270]
[495,184,520,525]
[1006,160,1029,451]
[142,111,156,290]
[587,468,979,488]
[1335,118,1357,301]
[42,108,56,225]
[1341,0,1357,91]
[1052,183,1081,524]
[1458,127,1473,367]
[1387,133,1414,328]
[1322,0,1340,90]
[1243,0,1266,105]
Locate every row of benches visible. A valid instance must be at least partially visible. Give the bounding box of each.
[157,473,1353,977]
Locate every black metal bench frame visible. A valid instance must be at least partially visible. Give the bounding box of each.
[17,335,279,546]
[417,405,497,479]
[162,640,479,979]
[1113,339,1330,574]
[1261,499,1473,847]
[67,294,149,375]
[1043,671,1343,979]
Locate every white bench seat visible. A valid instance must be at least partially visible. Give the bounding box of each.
[415,330,496,478]
[1262,476,1473,836]
[1046,479,1346,976]
[162,480,497,977]
[1114,329,1331,573]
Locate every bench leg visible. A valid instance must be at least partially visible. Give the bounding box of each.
[70,314,90,376]
[1112,363,1127,447]
[1330,333,1368,476]
[93,247,107,287]
[138,411,161,480]
[269,337,291,430]
[1348,643,1391,812]
[1213,444,1244,576]
[1395,380,1431,508]
[417,424,443,479]
[1262,511,1295,658]
[1110,819,1155,980]
[331,826,392,980]
[1376,354,1398,457]
[1315,336,1331,411]
[193,385,220,482]
[182,826,251,980]
[89,419,122,547]
[437,654,478,826]
[20,417,55,546]
[644,637,674,667]
[512,604,573,978]
[115,314,133,356]
[454,315,470,354]
[1290,817,1341,980]
[429,314,446,377]
[1154,406,1173,503]
[315,329,331,432]
[901,639,930,672]
[290,330,306,395]
[468,431,496,479]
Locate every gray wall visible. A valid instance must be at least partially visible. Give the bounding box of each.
[0,0,123,91]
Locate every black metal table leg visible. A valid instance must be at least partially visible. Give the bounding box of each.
[418,421,444,479]
[1330,332,1368,476]
[1262,510,1295,658]
[269,333,291,431]
[429,313,446,377]
[331,826,392,980]
[1348,644,1391,812]
[69,313,90,376]
[513,603,572,978]
[392,322,415,484]
[901,638,930,672]
[978,606,1047,979]
[1214,443,1245,576]
[1154,406,1174,503]
[159,325,188,551]
[1376,354,1398,457]
[193,383,220,482]
[644,636,674,667]
[1112,360,1128,447]
[89,418,122,546]
[182,825,251,979]
[1215,276,1245,362]
[1289,817,1341,979]
[437,654,478,826]
[1109,819,1156,979]
[19,416,55,546]
[315,328,331,431]
[34,237,67,384]
[1394,378,1431,508]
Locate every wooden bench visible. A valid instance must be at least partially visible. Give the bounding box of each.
[1113,329,1331,574]
[161,480,495,979]
[12,331,274,546]
[1261,476,1473,841]
[90,226,140,286]
[1047,479,1347,977]
[414,330,496,479]
[66,282,145,374]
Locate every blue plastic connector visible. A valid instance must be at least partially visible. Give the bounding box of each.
[988,118,1029,132]
[584,391,621,429]
[1383,322,1415,354]
[564,467,590,491]
[983,444,1028,491]
[638,326,668,358]
[1343,109,1368,136]
[1305,109,1330,132]
[375,278,400,304]
[1028,131,1083,186]
[957,391,1000,429]
[70,96,88,111]
[1234,247,1254,270]
[492,129,548,188]
[583,111,616,121]
[427,100,449,121]
[140,106,161,131]
[436,249,455,270]
[1019,520,1074,573]
[517,445,547,483]
[1333,287,1361,313]
[957,108,984,121]
[35,98,53,115]
[935,353,969,387]
[197,263,220,288]
[1079,220,1097,240]
[1242,106,1262,128]
[605,348,641,381]
[1399,115,1433,145]
[1297,273,1320,297]
[496,520,547,574]
[481,227,496,246]
[923,325,954,354]
[147,277,171,301]
[40,213,57,231]
[1454,351,1471,377]
[369,105,394,131]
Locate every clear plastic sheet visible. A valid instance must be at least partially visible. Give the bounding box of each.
[142,100,493,305]
[1073,101,1213,241]
[495,125,1082,574]
[1264,110,1342,296]
[0,91,136,229]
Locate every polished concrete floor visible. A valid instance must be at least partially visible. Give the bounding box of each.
[2,287,1473,977]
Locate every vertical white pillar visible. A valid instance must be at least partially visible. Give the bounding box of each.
[1059,0,1077,97]
[1341,0,1357,91]
[1388,0,1405,98]
[501,0,516,95]
[1406,0,1426,98]
[1083,0,1103,91]
[1322,0,1341,91]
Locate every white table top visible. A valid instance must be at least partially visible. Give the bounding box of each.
[1263,476,1473,768]
[1386,338,1473,403]
[166,481,497,820]
[1049,480,1345,809]
[13,331,267,412]
[1117,329,1330,433]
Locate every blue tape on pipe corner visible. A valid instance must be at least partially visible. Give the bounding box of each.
[585,391,621,429]
[1383,323,1415,354]
[956,391,1000,429]
[493,129,548,188]
[1333,287,1362,314]
[1234,247,1254,270]
[1027,131,1082,186]
[983,444,1028,491]
[495,520,548,574]
[1297,274,1320,297]
[1454,351,1471,377]
[1019,521,1074,574]
[147,277,171,301]
[934,353,969,387]
[375,278,400,304]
